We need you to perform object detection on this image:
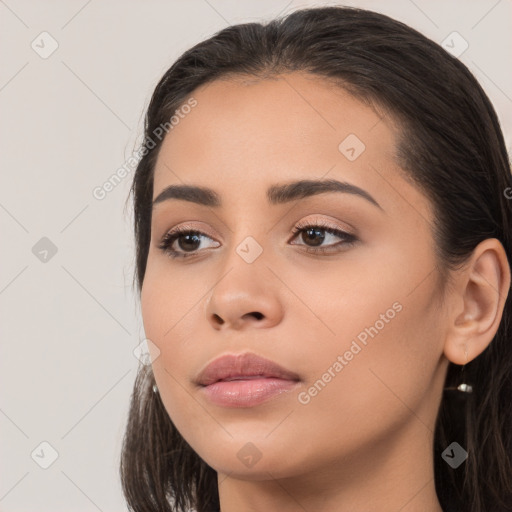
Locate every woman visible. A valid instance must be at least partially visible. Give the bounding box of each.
[120,6,512,511]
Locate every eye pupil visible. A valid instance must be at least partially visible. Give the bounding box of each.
[179,233,201,251]
[303,228,325,246]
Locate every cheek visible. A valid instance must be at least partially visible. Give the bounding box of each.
[283,244,444,437]
[140,263,209,416]
[140,276,169,353]
[328,291,436,429]
[256,300,443,478]
[140,257,204,343]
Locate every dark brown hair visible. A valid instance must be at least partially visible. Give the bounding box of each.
[120,6,512,511]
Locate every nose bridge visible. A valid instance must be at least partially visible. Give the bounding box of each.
[221,203,273,269]
[203,225,283,330]
[212,229,267,300]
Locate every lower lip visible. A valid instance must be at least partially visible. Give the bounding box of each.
[200,378,299,408]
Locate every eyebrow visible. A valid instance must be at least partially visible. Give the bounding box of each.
[152,178,383,210]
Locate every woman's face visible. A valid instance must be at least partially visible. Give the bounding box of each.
[141,72,450,481]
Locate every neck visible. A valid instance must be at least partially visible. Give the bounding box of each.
[217,419,444,512]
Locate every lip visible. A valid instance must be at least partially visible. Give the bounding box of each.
[196,352,300,386]
[196,352,301,408]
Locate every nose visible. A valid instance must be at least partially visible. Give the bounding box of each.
[204,266,284,331]
[211,309,264,328]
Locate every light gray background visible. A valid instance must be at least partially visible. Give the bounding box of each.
[1,1,511,510]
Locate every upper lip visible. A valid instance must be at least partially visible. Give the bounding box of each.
[196,352,300,386]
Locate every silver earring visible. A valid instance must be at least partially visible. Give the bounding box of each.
[445,345,473,393]
[456,383,473,393]
[445,382,473,393]
[152,384,159,394]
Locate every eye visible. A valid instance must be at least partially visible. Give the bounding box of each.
[157,220,358,260]
[289,220,357,254]
[157,225,220,259]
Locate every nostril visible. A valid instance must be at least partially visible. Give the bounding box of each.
[249,312,264,320]
[212,313,224,324]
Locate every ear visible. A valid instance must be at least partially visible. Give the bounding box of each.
[443,238,511,365]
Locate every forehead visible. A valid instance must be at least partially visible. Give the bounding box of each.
[152,72,413,214]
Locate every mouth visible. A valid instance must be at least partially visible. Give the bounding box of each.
[196,352,301,386]
[195,352,301,408]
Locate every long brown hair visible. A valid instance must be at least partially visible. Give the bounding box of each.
[120,6,512,511]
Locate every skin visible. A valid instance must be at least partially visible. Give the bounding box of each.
[140,72,510,512]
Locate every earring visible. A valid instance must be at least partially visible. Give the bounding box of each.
[152,384,159,394]
[455,383,473,393]
[444,344,473,393]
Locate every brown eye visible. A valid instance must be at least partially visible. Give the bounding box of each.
[158,229,220,259]
[300,227,326,246]
[290,222,357,253]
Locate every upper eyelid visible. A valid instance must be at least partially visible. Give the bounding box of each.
[161,214,354,236]
[162,221,351,240]
[293,218,353,232]
[163,222,216,238]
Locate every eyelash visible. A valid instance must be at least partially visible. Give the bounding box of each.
[157,220,358,260]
